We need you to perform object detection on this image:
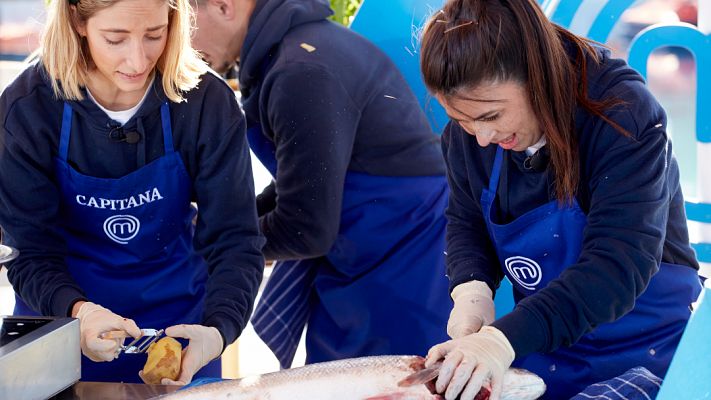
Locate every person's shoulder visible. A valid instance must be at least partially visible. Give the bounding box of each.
[200,69,233,90]
[584,45,643,98]
[176,69,240,115]
[171,70,243,130]
[579,46,665,139]
[267,25,383,91]
[277,20,384,68]
[584,45,660,116]
[1,62,53,110]
[1,62,59,128]
[187,69,236,99]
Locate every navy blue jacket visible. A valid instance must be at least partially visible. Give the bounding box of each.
[0,63,265,346]
[442,46,699,358]
[239,0,445,260]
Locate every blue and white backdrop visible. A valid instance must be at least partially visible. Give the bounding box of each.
[352,0,711,277]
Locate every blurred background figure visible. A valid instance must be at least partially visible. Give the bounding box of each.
[191,0,452,369]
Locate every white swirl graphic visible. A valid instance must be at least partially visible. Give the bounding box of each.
[103,215,140,244]
[504,256,542,291]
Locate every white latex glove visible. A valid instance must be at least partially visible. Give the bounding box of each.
[75,301,141,362]
[426,326,515,400]
[447,280,495,339]
[159,324,224,385]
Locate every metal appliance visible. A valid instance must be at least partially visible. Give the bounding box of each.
[0,244,18,264]
[0,316,81,400]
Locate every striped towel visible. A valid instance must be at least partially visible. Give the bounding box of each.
[251,259,318,369]
[570,367,662,400]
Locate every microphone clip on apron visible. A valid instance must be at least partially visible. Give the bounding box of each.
[14,103,219,383]
[480,146,701,399]
[247,123,451,369]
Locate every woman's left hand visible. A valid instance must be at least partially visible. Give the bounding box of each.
[160,324,224,385]
[426,326,515,400]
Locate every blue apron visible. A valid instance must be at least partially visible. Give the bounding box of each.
[481,146,702,399]
[14,102,221,383]
[248,124,451,369]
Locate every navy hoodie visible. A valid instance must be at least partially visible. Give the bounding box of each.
[442,45,699,358]
[0,63,265,346]
[240,0,445,260]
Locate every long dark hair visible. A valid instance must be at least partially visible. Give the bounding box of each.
[420,0,626,203]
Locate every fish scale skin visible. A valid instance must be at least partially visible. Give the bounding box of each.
[151,355,545,400]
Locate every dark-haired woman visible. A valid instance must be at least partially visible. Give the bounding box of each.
[419,1,702,399]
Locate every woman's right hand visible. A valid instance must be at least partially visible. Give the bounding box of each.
[426,326,515,400]
[74,301,141,362]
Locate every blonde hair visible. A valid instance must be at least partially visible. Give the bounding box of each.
[41,0,207,102]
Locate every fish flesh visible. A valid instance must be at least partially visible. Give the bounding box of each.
[151,355,545,400]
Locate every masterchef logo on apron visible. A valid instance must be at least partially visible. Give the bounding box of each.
[103,215,141,244]
[504,256,542,290]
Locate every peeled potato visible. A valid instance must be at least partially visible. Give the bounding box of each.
[141,337,182,384]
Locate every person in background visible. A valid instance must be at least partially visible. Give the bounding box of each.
[0,0,264,384]
[190,0,452,368]
[418,0,703,399]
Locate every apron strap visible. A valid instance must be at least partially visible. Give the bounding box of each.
[160,102,174,154]
[245,54,279,176]
[246,124,278,176]
[59,103,73,161]
[488,146,504,194]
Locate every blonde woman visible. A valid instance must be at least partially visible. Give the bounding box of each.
[0,0,264,384]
